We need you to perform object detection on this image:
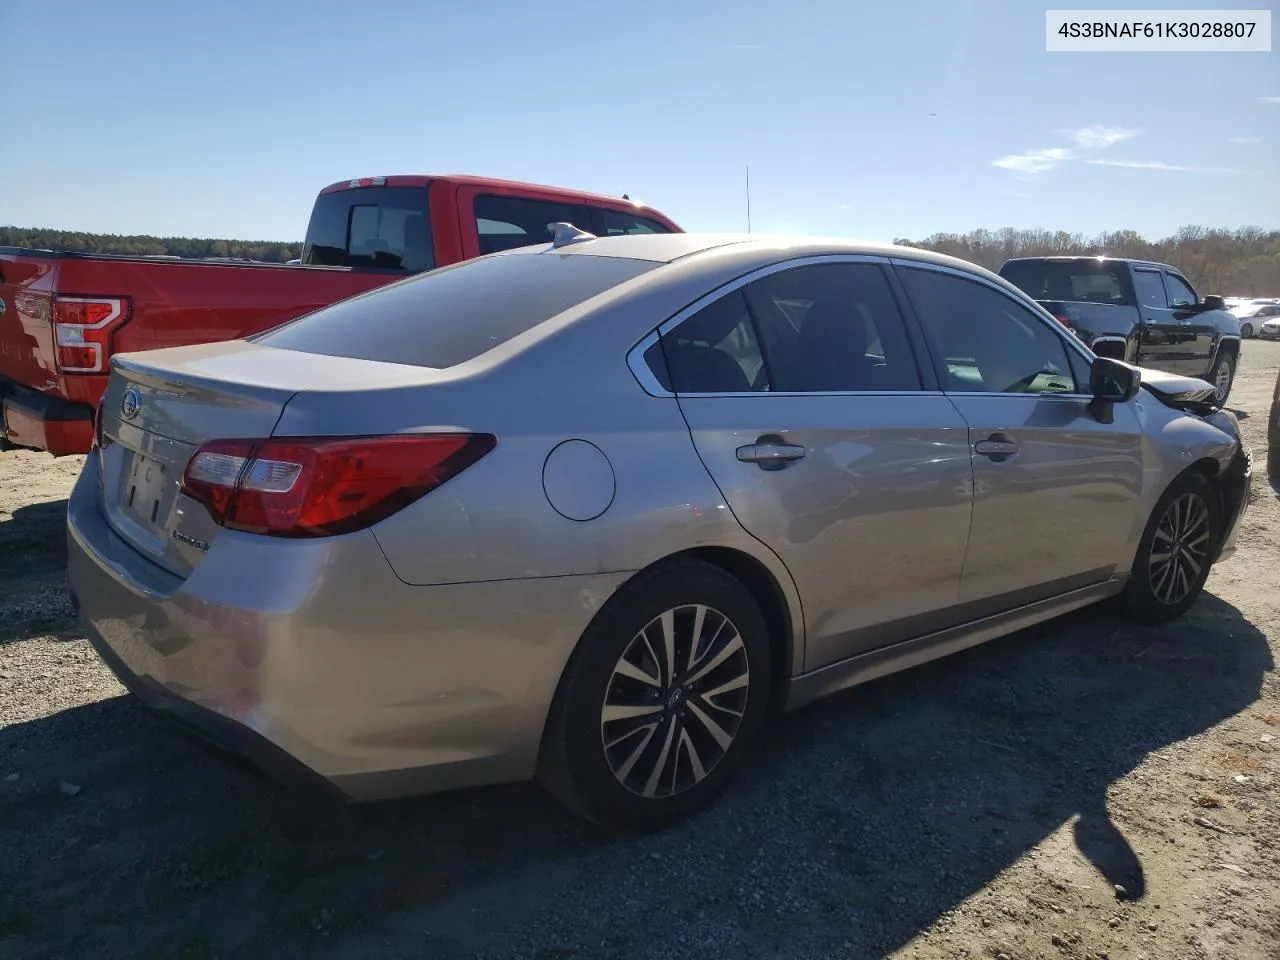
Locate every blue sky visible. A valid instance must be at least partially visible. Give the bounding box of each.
[1,0,1276,243]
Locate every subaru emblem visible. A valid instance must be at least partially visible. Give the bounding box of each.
[120,387,141,420]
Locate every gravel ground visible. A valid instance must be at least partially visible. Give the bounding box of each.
[2,343,1278,960]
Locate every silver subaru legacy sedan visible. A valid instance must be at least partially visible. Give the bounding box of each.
[67,230,1252,828]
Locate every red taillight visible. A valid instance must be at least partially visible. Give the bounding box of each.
[1052,313,1072,329]
[181,434,496,538]
[53,296,129,374]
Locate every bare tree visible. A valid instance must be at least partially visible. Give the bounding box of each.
[896,225,1280,296]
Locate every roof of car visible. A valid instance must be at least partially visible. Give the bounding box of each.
[502,231,1004,279]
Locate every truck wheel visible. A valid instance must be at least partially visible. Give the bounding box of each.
[537,558,772,830]
[1209,352,1235,405]
[1120,470,1222,625]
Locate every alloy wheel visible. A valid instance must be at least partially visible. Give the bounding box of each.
[1214,360,1232,403]
[600,604,750,799]
[1148,492,1212,606]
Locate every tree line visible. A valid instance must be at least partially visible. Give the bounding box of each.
[4,223,1277,295]
[894,225,1280,297]
[0,226,301,263]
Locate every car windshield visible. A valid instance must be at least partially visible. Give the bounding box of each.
[253,252,658,368]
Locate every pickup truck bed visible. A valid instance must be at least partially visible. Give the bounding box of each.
[2,174,681,454]
[0,252,390,453]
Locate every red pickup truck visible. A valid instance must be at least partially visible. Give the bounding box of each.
[1,174,681,455]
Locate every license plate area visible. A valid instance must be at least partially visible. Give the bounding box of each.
[120,450,176,530]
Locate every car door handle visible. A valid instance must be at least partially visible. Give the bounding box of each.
[974,438,1019,458]
[736,442,807,464]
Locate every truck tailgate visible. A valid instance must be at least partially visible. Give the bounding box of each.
[0,251,58,391]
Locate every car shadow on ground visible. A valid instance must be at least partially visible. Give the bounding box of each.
[0,592,1271,959]
[0,499,78,646]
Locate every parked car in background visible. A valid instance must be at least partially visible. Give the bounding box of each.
[1260,314,1280,340]
[998,256,1242,404]
[1,175,681,455]
[1233,302,1280,338]
[67,231,1251,829]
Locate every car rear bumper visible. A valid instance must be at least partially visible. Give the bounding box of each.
[66,454,631,802]
[1,378,94,455]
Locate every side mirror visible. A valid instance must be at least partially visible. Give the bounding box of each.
[1201,294,1226,312]
[1091,356,1141,402]
[1088,357,1140,423]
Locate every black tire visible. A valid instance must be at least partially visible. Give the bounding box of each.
[1120,470,1222,624]
[1209,351,1235,405]
[1240,322,1254,339]
[536,558,773,830]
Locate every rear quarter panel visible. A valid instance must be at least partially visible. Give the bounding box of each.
[267,251,805,668]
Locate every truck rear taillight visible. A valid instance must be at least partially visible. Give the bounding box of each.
[181,433,496,538]
[53,297,129,374]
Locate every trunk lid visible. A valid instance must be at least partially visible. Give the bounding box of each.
[97,339,434,578]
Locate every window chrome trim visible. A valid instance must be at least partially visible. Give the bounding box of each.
[625,253,909,398]
[626,329,671,397]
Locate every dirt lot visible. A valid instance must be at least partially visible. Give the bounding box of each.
[2,344,1278,960]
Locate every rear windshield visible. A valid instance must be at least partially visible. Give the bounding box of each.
[999,259,1135,306]
[253,252,658,368]
[303,186,434,273]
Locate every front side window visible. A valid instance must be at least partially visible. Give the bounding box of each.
[474,195,593,255]
[1133,269,1168,310]
[1164,273,1198,309]
[901,267,1079,395]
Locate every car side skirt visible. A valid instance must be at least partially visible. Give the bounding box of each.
[783,577,1127,711]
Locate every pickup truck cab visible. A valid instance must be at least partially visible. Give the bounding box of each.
[998,256,1242,404]
[1,175,681,454]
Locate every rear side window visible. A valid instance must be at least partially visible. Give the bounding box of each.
[650,291,767,394]
[303,186,434,273]
[999,260,1134,306]
[255,253,657,368]
[744,262,922,392]
[648,262,921,394]
[475,195,594,255]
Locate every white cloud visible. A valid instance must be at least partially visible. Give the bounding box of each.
[1229,136,1264,144]
[837,203,854,212]
[992,147,1075,176]
[733,43,762,50]
[993,124,1139,178]
[1259,96,1280,103]
[1062,125,1140,149]
[1086,159,1243,173]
